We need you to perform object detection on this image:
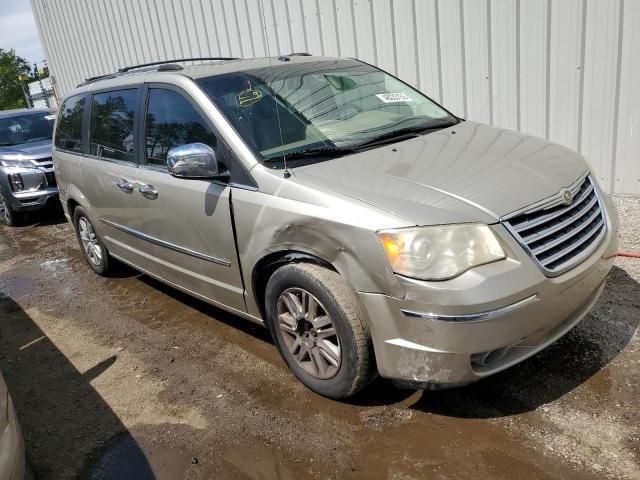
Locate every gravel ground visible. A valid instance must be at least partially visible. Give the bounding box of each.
[0,197,638,480]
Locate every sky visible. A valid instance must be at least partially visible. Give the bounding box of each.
[0,0,46,68]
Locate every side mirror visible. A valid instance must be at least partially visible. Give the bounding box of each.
[166,143,226,179]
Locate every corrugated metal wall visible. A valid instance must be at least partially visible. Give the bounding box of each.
[32,0,640,194]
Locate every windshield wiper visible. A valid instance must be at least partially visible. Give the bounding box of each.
[263,146,355,163]
[352,121,457,150]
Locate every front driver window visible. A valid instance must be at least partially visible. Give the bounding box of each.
[145,88,218,167]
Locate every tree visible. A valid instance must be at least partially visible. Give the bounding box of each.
[0,49,31,110]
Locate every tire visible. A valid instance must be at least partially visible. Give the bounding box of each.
[73,207,111,275]
[265,263,375,399]
[0,190,20,226]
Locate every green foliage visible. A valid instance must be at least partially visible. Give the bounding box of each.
[0,49,31,110]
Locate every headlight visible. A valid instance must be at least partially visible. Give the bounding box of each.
[377,224,505,280]
[0,159,35,168]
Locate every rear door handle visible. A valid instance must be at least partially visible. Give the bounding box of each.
[116,179,134,193]
[138,184,158,199]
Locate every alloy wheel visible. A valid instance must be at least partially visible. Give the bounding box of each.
[78,217,103,267]
[0,193,9,224]
[277,287,341,379]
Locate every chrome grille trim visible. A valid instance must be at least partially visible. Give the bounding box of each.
[501,175,606,277]
[517,182,594,236]
[30,157,54,173]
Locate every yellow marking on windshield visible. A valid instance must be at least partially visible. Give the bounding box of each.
[236,83,263,107]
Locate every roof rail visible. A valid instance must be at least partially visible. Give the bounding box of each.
[117,57,239,73]
[278,52,313,62]
[77,73,117,87]
[77,57,239,87]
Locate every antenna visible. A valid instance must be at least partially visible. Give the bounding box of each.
[259,0,290,178]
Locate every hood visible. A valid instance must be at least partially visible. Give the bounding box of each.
[0,139,52,161]
[292,121,588,225]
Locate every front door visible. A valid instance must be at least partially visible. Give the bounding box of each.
[134,86,246,313]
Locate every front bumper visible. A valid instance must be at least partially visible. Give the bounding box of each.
[0,165,58,212]
[0,394,25,480]
[359,197,619,387]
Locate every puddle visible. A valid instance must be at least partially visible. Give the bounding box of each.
[222,444,303,480]
[40,257,70,272]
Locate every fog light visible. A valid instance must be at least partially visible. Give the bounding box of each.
[8,174,23,192]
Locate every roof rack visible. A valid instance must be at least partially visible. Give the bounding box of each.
[81,73,117,85]
[278,52,313,62]
[77,57,239,87]
[117,57,238,73]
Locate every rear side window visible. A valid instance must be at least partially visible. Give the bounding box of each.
[90,89,139,162]
[55,94,85,152]
[145,88,217,166]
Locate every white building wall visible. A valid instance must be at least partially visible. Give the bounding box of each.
[32,0,640,194]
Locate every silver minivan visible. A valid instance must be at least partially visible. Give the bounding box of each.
[53,56,619,399]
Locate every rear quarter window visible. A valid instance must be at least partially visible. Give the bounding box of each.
[55,94,86,152]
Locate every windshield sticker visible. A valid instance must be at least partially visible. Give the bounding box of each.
[376,93,413,103]
[44,114,56,120]
[236,85,263,107]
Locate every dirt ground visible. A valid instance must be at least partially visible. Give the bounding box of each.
[0,197,638,480]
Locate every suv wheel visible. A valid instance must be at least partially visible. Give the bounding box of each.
[73,207,110,275]
[0,191,20,226]
[265,263,375,399]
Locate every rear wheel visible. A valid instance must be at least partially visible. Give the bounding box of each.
[73,207,111,275]
[265,263,375,399]
[0,190,20,226]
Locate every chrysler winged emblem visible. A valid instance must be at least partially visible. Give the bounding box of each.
[561,188,573,205]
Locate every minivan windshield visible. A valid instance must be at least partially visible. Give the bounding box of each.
[0,112,55,147]
[197,59,457,166]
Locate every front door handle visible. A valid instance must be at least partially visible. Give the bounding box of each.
[116,179,134,193]
[138,184,158,199]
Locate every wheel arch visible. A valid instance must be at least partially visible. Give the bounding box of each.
[67,197,80,218]
[252,250,337,320]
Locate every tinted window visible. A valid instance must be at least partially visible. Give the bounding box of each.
[90,89,139,162]
[145,88,217,166]
[55,95,85,152]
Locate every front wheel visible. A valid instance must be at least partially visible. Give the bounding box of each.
[0,190,20,226]
[265,263,375,399]
[73,207,111,275]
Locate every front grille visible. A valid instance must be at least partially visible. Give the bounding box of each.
[502,175,606,276]
[33,156,52,166]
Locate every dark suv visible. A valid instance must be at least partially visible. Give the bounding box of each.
[0,108,57,226]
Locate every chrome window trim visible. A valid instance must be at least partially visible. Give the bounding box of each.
[82,153,139,167]
[400,294,539,323]
[99,218,231,267]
